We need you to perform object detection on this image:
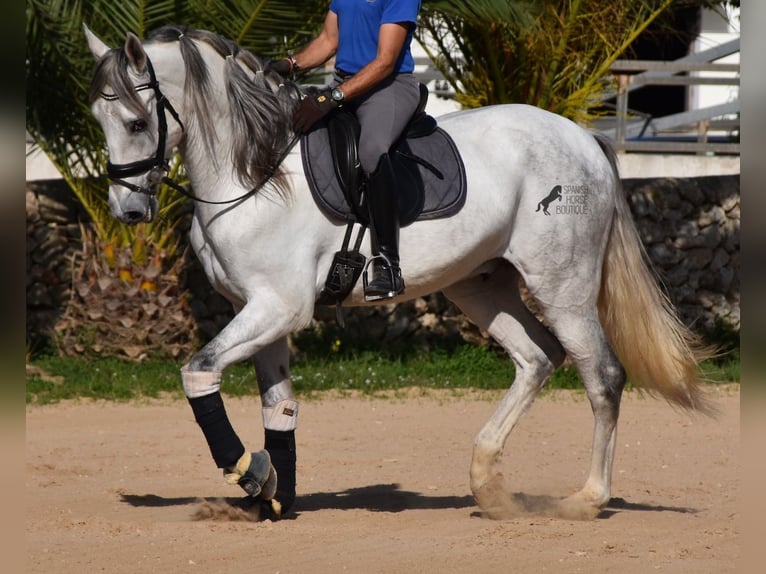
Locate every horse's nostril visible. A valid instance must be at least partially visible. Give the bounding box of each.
[122,211,146,225]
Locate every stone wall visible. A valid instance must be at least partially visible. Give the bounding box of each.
[26,180,88,350]
[623,175,739,340]
[26,174,740,354]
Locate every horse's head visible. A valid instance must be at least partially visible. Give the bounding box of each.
[85,25,186,224]
[86,24,303,217]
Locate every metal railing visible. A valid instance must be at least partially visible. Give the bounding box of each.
[598,38,740,155]
[414,40,740,156]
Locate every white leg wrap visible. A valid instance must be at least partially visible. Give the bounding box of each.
[262,399,299,431]
[181,365,222,398]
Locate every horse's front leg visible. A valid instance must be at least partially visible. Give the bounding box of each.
[252,336,298,515]
[182,297,309,518]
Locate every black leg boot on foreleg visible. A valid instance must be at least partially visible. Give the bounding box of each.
[260,396,299,518]
[264,428,296,516]
[364,153,405,301]
[182,369,277,516]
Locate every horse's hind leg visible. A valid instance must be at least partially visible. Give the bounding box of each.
[443,262,566,518]
[528,284,626,518]
[547,308,626,518]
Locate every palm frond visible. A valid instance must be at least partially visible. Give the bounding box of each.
[417,0,679,123]
[189,0,327,58]
[421,0,540,27]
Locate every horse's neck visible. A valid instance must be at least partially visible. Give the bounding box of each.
[187,151,337,291]
[189,149,314,225]
[181,130,237,197]
[142,44,234,198]
[150,42,307,213]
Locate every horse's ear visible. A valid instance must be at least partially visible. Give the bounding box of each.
[83,24,110,61]
[124,32,148,75]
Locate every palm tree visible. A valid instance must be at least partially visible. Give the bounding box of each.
[26,0,327,359]
[418,0,681,123]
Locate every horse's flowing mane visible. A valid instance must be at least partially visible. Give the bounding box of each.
[89,25,302,195]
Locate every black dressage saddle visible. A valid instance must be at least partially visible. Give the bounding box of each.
[300,83,467,227]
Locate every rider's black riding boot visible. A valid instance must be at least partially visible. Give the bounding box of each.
[364,154,405,300]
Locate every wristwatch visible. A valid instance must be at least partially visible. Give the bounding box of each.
[331,87,345,105]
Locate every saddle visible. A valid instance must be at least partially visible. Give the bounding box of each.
[300,83,467,308]
[301,83,467,227]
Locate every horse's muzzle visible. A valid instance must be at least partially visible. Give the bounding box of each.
[109,189,158,224]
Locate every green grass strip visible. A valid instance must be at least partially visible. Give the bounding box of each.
[26,345,739,405]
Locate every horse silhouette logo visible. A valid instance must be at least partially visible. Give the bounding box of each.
[536,185,562,215]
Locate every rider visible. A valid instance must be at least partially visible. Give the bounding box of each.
[269,0,423,300]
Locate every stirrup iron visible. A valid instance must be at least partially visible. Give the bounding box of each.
[363,254,404,301]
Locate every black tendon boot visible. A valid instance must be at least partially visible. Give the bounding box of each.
[264,429,297,517]
[364,154,405,301]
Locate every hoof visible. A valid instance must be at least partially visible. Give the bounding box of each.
[252,497,282,520]
[234,496,283,521]
[259,464,278,500]
[555,492,604,520]
[225,450,277,499]
[472,475,519,520]
[473,478,603,521]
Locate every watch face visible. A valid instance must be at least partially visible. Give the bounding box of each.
[331,88,344,102]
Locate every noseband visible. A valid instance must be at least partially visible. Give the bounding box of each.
[102,58,185,196]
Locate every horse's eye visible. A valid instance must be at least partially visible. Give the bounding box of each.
[130,119,147,133]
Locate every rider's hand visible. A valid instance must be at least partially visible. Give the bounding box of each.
[292,89,340,134]
[264,57,293,76]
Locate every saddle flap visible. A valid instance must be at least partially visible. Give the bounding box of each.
[391,141,425,226]
[327,111,364,218]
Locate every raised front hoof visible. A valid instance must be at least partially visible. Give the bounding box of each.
[229,450,277,499]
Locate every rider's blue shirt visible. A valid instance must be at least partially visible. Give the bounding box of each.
[329,0,421,74]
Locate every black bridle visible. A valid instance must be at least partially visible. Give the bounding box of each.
[103,55,300,206]
[103,58,185,196]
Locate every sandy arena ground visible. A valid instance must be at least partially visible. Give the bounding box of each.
[26,386,739,573]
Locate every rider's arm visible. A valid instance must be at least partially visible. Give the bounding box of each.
[291,11,339,71]
[335,22,411,101]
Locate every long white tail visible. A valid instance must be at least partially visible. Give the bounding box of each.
[594,134,716,415]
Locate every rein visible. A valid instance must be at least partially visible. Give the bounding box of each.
[159,132,301,206]
[103,54,299,206]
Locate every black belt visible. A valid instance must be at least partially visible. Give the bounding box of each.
[335,68,355,79]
